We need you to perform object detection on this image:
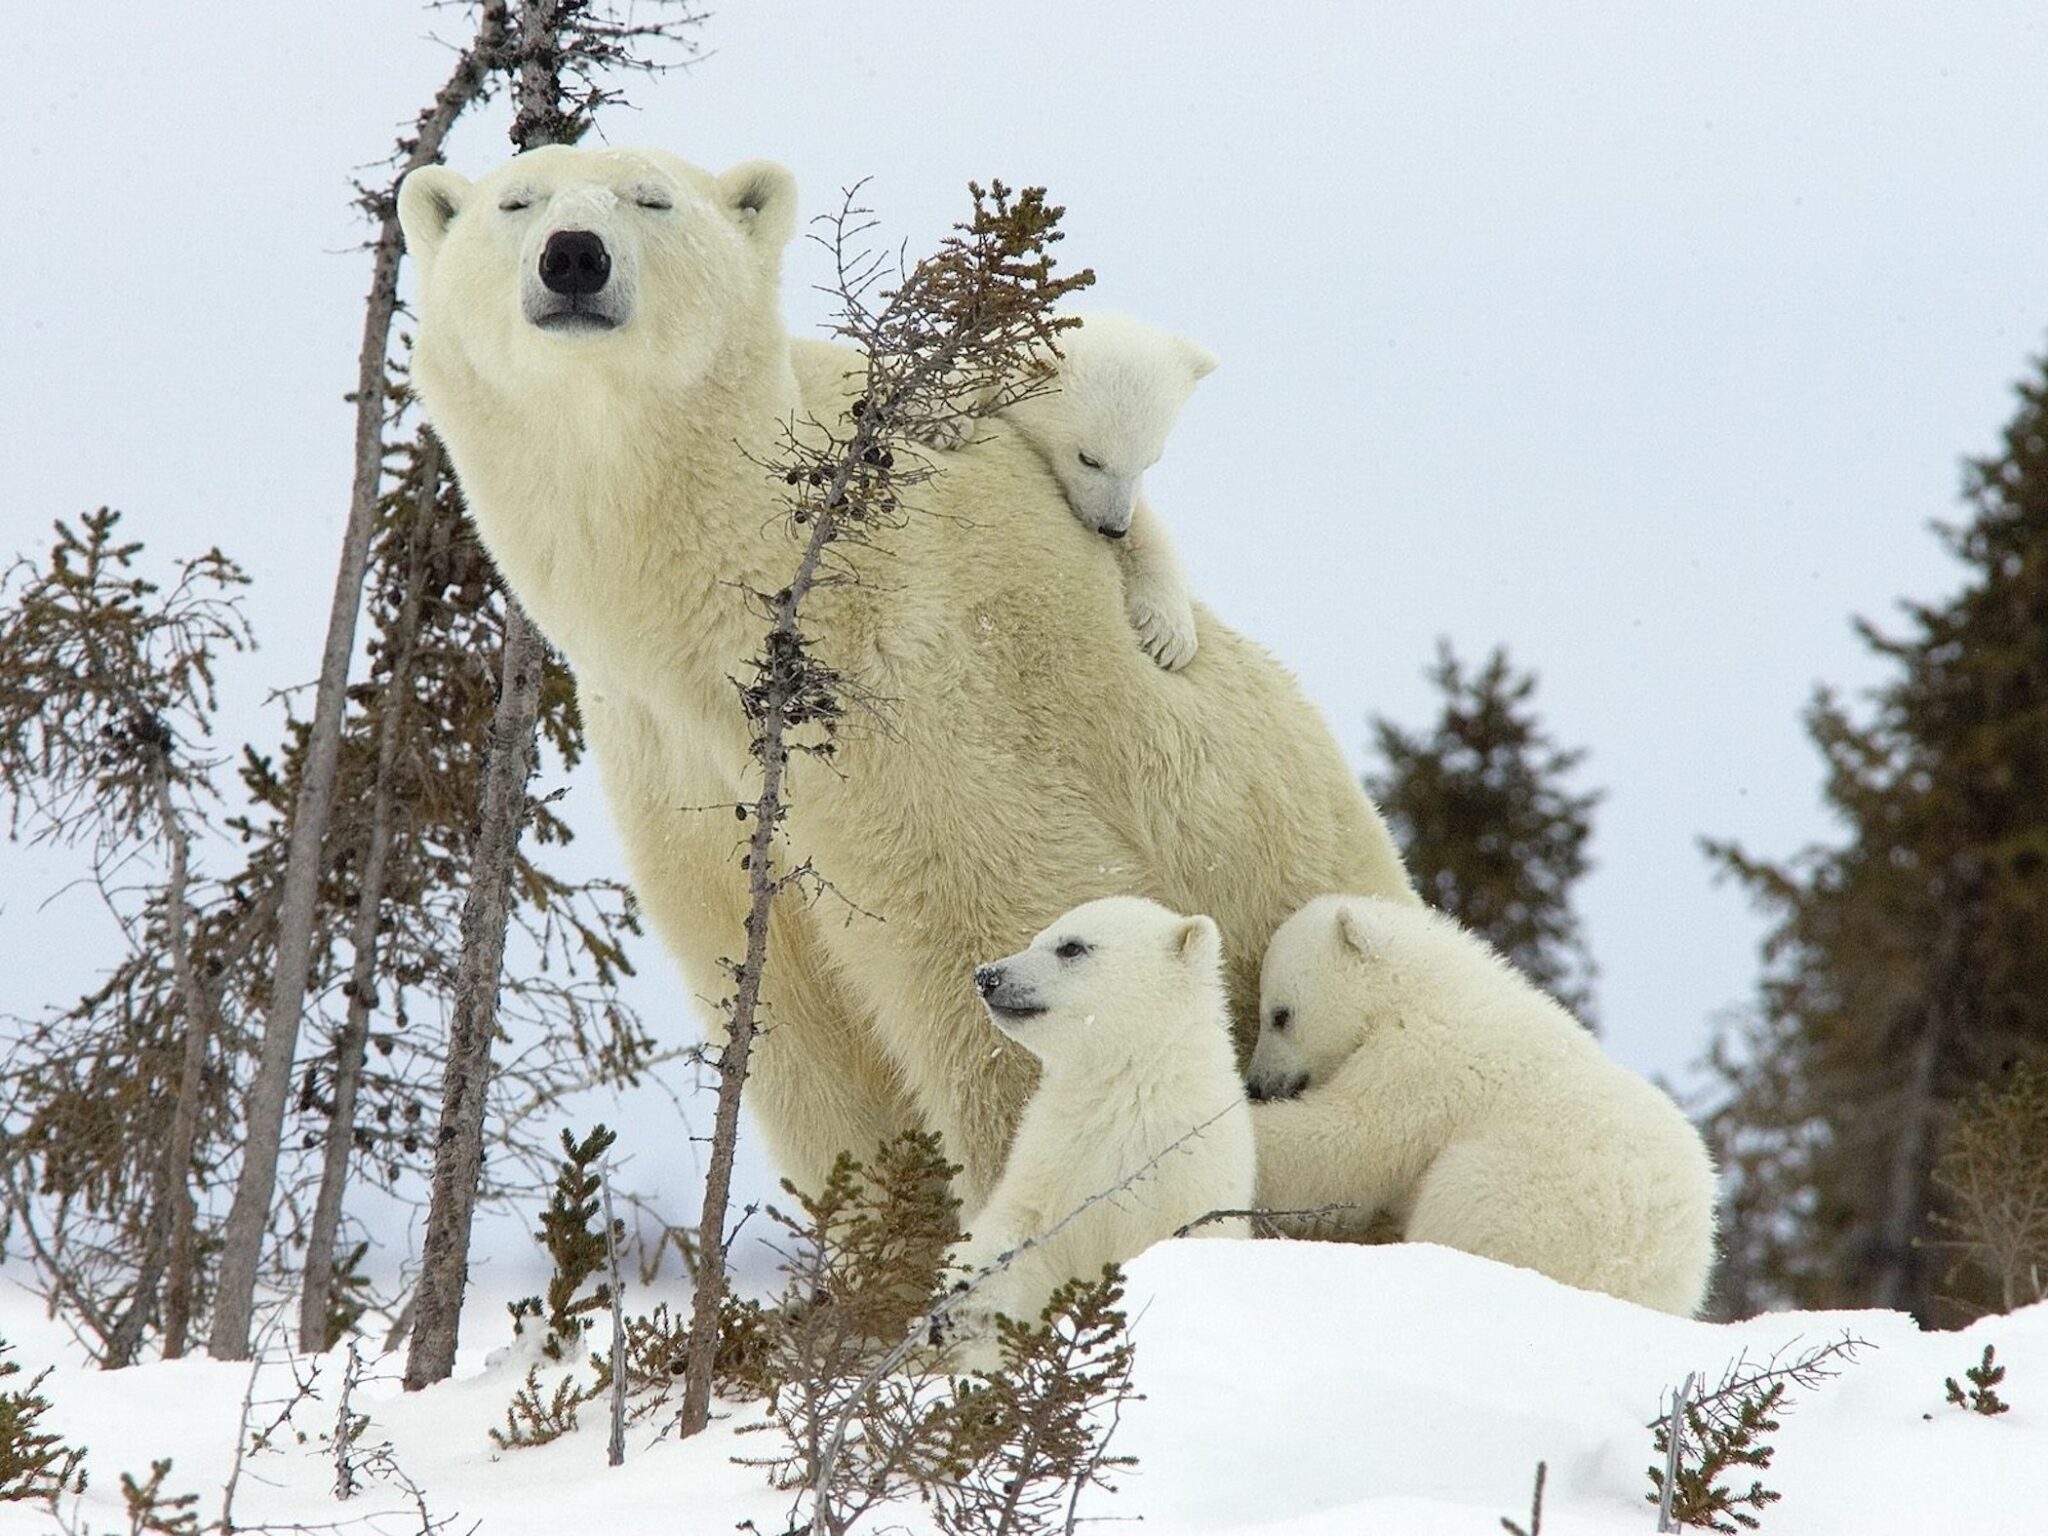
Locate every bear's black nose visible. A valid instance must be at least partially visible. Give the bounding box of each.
[973,964,1002,998]
[539,230,611,296]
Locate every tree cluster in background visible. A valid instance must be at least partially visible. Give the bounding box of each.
[0,0,700,1372]
[1703,355,2048,1324]
[1365,642,1603,1023]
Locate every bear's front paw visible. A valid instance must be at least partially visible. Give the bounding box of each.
[1127,587,1199,672]
[929,1291,1002,1359]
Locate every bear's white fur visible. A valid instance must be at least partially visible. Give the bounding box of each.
[1248,895,1718,1314]
[945,897,1254,1353]
[396,146,1416,1205]
[929,313,1214,671]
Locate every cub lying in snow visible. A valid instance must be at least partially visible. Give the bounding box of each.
[1248,894,1718,1315]
[923,311,1215,671]
[939,896,1255,1359]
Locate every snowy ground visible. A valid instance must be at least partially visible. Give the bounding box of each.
[3,1241,2040,1535]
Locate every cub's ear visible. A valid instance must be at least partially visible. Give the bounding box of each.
[719,161,799,251]
[1176,336,1219,385]
[1175,913,1221,966]
[1335,905,1374,961]
[397,165,470,272]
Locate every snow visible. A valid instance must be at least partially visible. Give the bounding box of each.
[5,1241,2041,1535]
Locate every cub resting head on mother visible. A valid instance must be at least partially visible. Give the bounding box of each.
[396,143,1416,1206]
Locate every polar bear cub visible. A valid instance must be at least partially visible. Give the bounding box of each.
[943,896,1255,1353]
[1248,895,1718,1315]
[928,312,1215,672]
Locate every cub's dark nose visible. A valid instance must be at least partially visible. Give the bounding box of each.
[540,230,611,296]
[973,964,1003,998]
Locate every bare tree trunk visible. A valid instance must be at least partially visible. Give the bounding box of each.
[154,779,212,1361]
[677,405,901,1437]
[402,0,595,1394]
[296,446,442,1353]
[1872,1007,1943,1313]
[210,7,513,1362]
[1870,868,1976,1318]
[104,775,209,1366]
[676,718,789,1436]
[402,600,545,1390]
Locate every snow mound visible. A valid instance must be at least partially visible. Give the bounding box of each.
[4,1240,2040,1535]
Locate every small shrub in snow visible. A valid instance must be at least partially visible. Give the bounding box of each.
[1944,1344,2010,1416]
[117,1457,200,1535]
[731,1131,1139,1536]
[489,1363,600,1452]
[506,1124,622,1363]
[1646,1334,1867,1533]
[920,1270,1138,1536]
[1932,1062,2048,1315]
[0,1338,87,1506]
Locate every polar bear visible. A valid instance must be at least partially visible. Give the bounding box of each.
[1247,895,1717,1314]
[923,312,1214,671]
[395,145,1417,1205]
[941,897,1254,1354]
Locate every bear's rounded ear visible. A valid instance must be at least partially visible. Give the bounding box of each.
[1176,336,1219,385]
[719,161,799,252]
[1335,905,1374,962]
[398,165,470,273]
[1175,913,1221,966]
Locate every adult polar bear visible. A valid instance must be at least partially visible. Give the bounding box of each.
[397,144,1416,1203]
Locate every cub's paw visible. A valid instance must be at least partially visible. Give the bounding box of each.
[928,1286,1002,1360]
[1127,587,1199,672]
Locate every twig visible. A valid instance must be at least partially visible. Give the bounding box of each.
[1169,1203,1360,1239]
[1656,1372,1693,1533]
[1501,1459,1546,1536]
[601,1161,628,1467]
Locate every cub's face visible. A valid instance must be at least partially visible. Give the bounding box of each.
[1247,896,1380,1102]
[396,145,796,406]
[1007,317,1216,538]
[971,896,1223,1068]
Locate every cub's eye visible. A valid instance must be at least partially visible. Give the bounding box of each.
[498,196,533,212]
[1076,452,1104,471]
[1270,1007,1292,1033]
[634,193,673,211]
[1054,939,1089,961]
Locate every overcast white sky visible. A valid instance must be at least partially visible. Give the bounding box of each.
[8,3,2048,1264]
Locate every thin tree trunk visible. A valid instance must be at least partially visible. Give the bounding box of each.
[403,0,580,1393]
[209,7,513,1361]
[675,729,787,1436]
[402,599,545,1390]
[1871,878,1974,1316]
[296,445,442,1353]
[1873,1012,1942,1313]
[154,777,211,1361]
[677,426,873,1438]
[104,775,206,1366]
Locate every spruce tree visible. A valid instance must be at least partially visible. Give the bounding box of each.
[1365,642,1602,1021]
[1702,352,2048,1323]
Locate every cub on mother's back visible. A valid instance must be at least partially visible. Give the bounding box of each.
[1249,895,1718,1315]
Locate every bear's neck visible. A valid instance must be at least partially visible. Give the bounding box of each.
[1039,1004,1239,1102]
[435,324,814,736]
